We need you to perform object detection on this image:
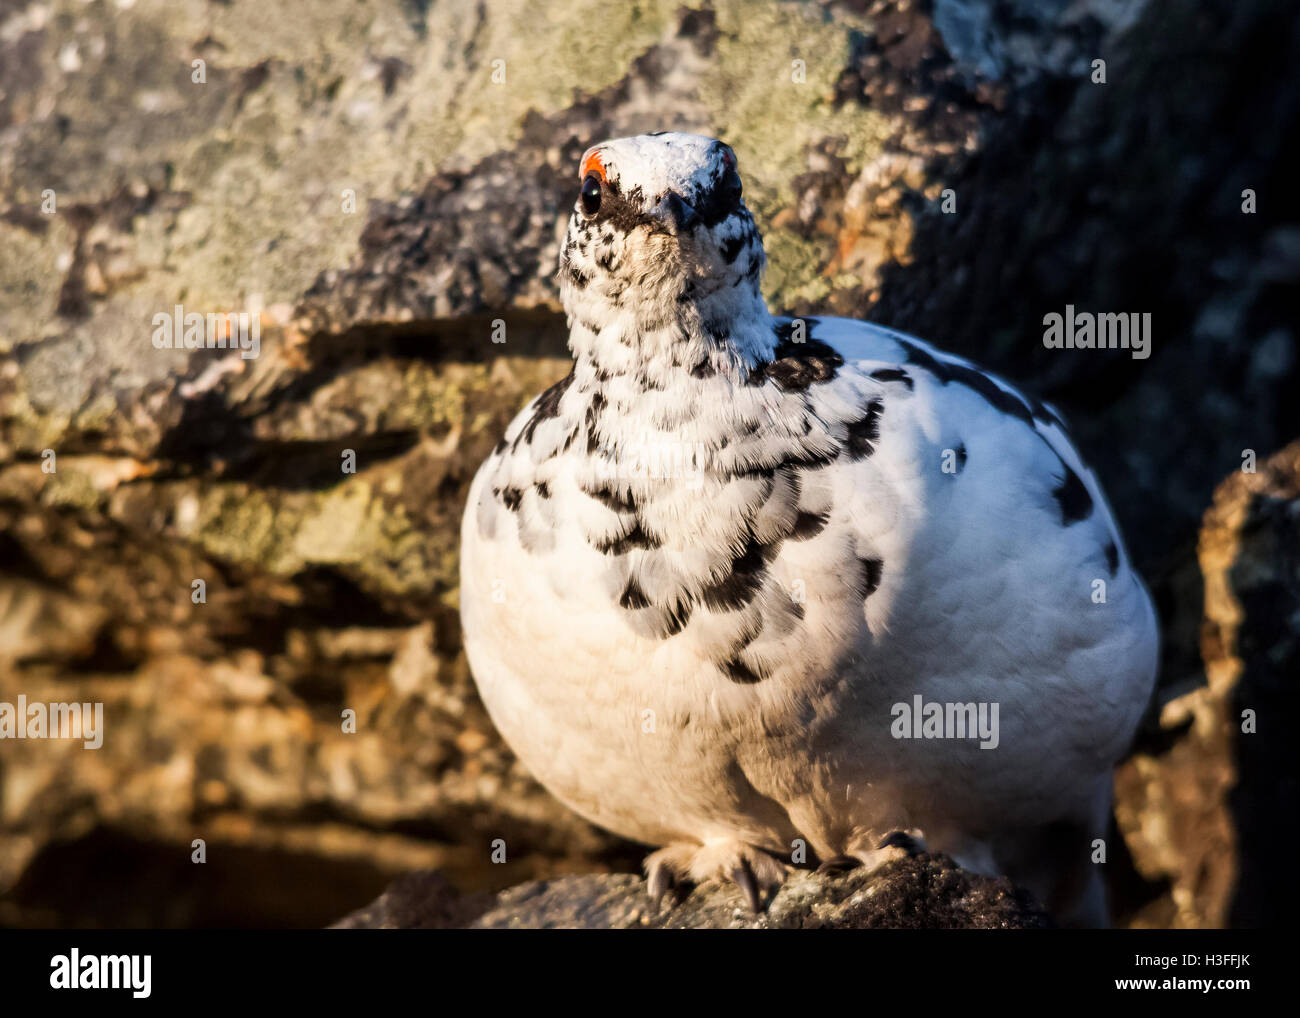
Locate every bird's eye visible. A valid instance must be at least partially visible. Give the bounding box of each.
[719,149,741,200]
[724,165,742,201]
[580,174,602,216]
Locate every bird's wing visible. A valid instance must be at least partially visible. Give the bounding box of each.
[776,315,1158,763]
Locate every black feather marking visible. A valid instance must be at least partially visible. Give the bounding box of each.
[661,599,693,636]
[1052,460,1094,525]
[749,329,844,392]
[702,572,764,614]
[619,577,651,610]
[896,340,1097,517]
[1030,398,1067,431]
[789,510,829,540]
[705,319,729,343]
[721,658,765,684]
[692,166,745,228]
[585,390,606,450]
[499,487,523,512]
[897,339,1034,427]
[728,616,763,654]
[699,536,770,612]
[582,484,637,514]
[845,399,883,459]
[859,558,883,599]
[535,481,551,499]
[516,369,575,450]
[722,234,745,264]
[794,448,839,472]
[597,183,670,237]
[595,520,662,555]
[869,367,914,390]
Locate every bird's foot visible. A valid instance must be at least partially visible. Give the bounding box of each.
[816,829,928,876]
[644,839,788,913]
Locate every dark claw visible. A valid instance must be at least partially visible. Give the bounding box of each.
[815,854,861,875]
[877,831,924,855]
[647,866,675,907]
[731,859,763,913]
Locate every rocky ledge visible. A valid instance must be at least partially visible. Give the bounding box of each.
[333,855,1050,930]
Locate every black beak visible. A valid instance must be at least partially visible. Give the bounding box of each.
[657,191,699,234]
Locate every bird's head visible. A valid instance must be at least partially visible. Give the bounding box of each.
[558,133,766,335]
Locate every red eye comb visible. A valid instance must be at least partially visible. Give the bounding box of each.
[580,149,607,182]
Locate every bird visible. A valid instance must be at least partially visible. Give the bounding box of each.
[459,132,1159,927]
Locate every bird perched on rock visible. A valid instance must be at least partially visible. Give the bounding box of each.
[460,132,1158,927]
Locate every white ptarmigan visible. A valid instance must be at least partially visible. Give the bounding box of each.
[459,132,1158,926]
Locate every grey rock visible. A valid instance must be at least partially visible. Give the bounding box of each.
[1116,440,1300,928]
[333,855,1051,930]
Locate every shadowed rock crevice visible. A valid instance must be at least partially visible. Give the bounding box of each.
[5,826,395,930]
[860,0,1300,572]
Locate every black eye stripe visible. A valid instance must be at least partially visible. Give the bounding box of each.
[572,165,743,234]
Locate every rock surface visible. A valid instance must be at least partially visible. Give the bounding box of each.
[333,855,1050,930]
[0,0,1295,927]
[1116,440,1300,928]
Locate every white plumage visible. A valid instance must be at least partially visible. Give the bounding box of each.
[459,133,1158,925]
